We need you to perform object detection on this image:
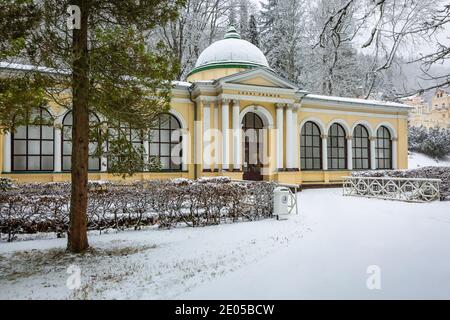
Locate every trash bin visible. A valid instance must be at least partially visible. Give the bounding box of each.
[273,186,291,220]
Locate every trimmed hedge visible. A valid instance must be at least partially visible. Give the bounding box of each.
[0,177,275,242]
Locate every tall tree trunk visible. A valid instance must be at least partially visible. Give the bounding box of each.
[68,0,90,253]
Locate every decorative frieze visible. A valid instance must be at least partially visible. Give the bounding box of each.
[238,91,281,98]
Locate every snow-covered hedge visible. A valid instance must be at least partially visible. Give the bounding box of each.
[351,166,450,201]
[0,177,15,192]
[0,179,275,242]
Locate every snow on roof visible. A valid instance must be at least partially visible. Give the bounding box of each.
[172,81,192,87]
[0,61,68,75]
[195,80,215,85]
[304,93,412,109]
[400,94,420,100]
[194,27,268,69]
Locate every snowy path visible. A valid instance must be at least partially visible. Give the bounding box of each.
[186,189,450,299]
[1,188,449,299]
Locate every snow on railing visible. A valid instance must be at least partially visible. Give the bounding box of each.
[342,176,441,203]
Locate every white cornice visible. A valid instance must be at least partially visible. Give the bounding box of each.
[195,96,217,103]
[191,83,217,97]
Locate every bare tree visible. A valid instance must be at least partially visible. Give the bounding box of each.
[315,0,449,97]
[156,0,232,79]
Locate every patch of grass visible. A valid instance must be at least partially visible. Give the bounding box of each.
[0,244,156,281]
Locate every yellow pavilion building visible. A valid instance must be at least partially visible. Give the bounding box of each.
[0,27,411,186]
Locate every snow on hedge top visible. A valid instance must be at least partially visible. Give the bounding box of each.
[196,176,231,184]
[194,27,269,68]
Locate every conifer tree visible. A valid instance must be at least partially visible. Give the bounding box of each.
[239,0,249,38]
[0,0,185,252]
[248,15,259,47]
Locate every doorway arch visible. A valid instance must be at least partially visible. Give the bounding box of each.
[242,112,264,181]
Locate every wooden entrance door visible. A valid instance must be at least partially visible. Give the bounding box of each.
[242,112,263,181]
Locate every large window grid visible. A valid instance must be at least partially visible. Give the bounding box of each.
[376,126,392,169]
[107,124,144,170]
[352,125,370,170]
[149,113,182,171]
[300,121,322,170]
[11,108,54,172]
[327,123,347,170]
[62,112,101,171]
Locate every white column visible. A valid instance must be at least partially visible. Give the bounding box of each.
[347,136,353,171]
[3,132,11,172]
[276,104,284,170]
[101,155,108,171]
[54,127,62,172]
[285,104,294,169]
[292,105,300,170]
[322,135,328,170]
[181,129,189,172]
[232,100,241,171]
[370,137,377,170]
[203,103,211,170]
[221,99,230,170]
[143,135,149,171]
[214,103,219,171]
[101,126,108,172]
[392,137,398,169]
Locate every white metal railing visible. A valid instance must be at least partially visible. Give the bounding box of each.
[342,176,441,203]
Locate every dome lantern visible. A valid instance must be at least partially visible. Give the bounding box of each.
[223,26,241,39]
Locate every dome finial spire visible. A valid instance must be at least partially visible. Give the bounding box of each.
[224,25,241,39]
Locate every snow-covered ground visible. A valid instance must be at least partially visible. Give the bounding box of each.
[1,188,449,299]
[408,151,450,169]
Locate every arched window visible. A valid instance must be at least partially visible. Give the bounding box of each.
[327,123,347,170]
[149,113,182,171]
[300,121,322,170]
[62,111,101,171]
[376,126,392,169]
[107,123,144,170]
[12,108,54,171]
[352,125,370,170]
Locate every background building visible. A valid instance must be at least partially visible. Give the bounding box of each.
[406,89,450,129]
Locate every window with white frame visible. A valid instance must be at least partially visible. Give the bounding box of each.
[376,126,392,169]
[300,121,322,170]
[62,111,101,171]
[352,125,370,170]
[11,108,54,172]
[327,123,347,170]
[148,113,182,171]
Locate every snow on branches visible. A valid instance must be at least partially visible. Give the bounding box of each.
[409,126,450,159]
